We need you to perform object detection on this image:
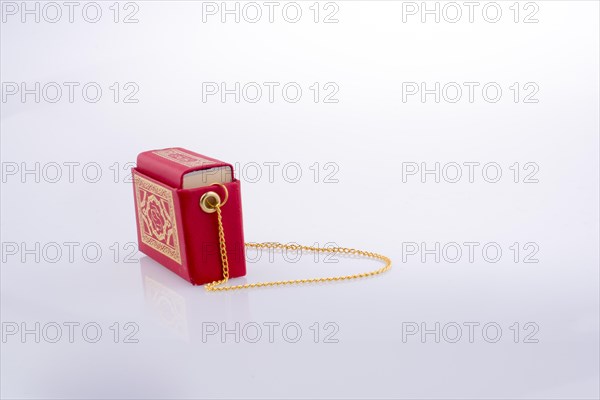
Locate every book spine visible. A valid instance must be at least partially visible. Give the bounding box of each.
[136,150,186,188]
[136,147,233,189]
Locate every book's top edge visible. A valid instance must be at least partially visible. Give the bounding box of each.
[136,147,234,189]
[151,147,227,169]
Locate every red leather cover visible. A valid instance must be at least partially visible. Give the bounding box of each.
[132,148,246,285]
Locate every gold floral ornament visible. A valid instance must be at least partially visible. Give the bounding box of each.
[143,194,172,241]
[134,175,182,264]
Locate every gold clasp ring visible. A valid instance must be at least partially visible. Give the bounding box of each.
[199,183,229,213]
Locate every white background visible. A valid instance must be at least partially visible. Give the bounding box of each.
[1,1,599,399]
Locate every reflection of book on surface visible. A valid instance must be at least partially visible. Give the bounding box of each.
[182,166,232,189]
[144,274,189,341]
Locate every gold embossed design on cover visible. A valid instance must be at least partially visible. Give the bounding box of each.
[134,174,182,264]
[153,148,214,168]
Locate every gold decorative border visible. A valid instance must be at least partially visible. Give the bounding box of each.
[153,148,214,168]
[134,174,182,264]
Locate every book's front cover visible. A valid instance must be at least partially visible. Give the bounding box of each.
[132,169,191,282]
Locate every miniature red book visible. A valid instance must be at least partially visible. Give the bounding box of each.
[132,148,246,285]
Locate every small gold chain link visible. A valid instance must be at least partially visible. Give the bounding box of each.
[204,204,392,292]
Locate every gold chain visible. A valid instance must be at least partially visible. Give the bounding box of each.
[204,203,392,292]
[204,204,230,290]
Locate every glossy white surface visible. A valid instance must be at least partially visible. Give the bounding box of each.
[1,1,598,398]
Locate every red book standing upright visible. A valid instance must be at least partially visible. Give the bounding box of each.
[132,147,246,285]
